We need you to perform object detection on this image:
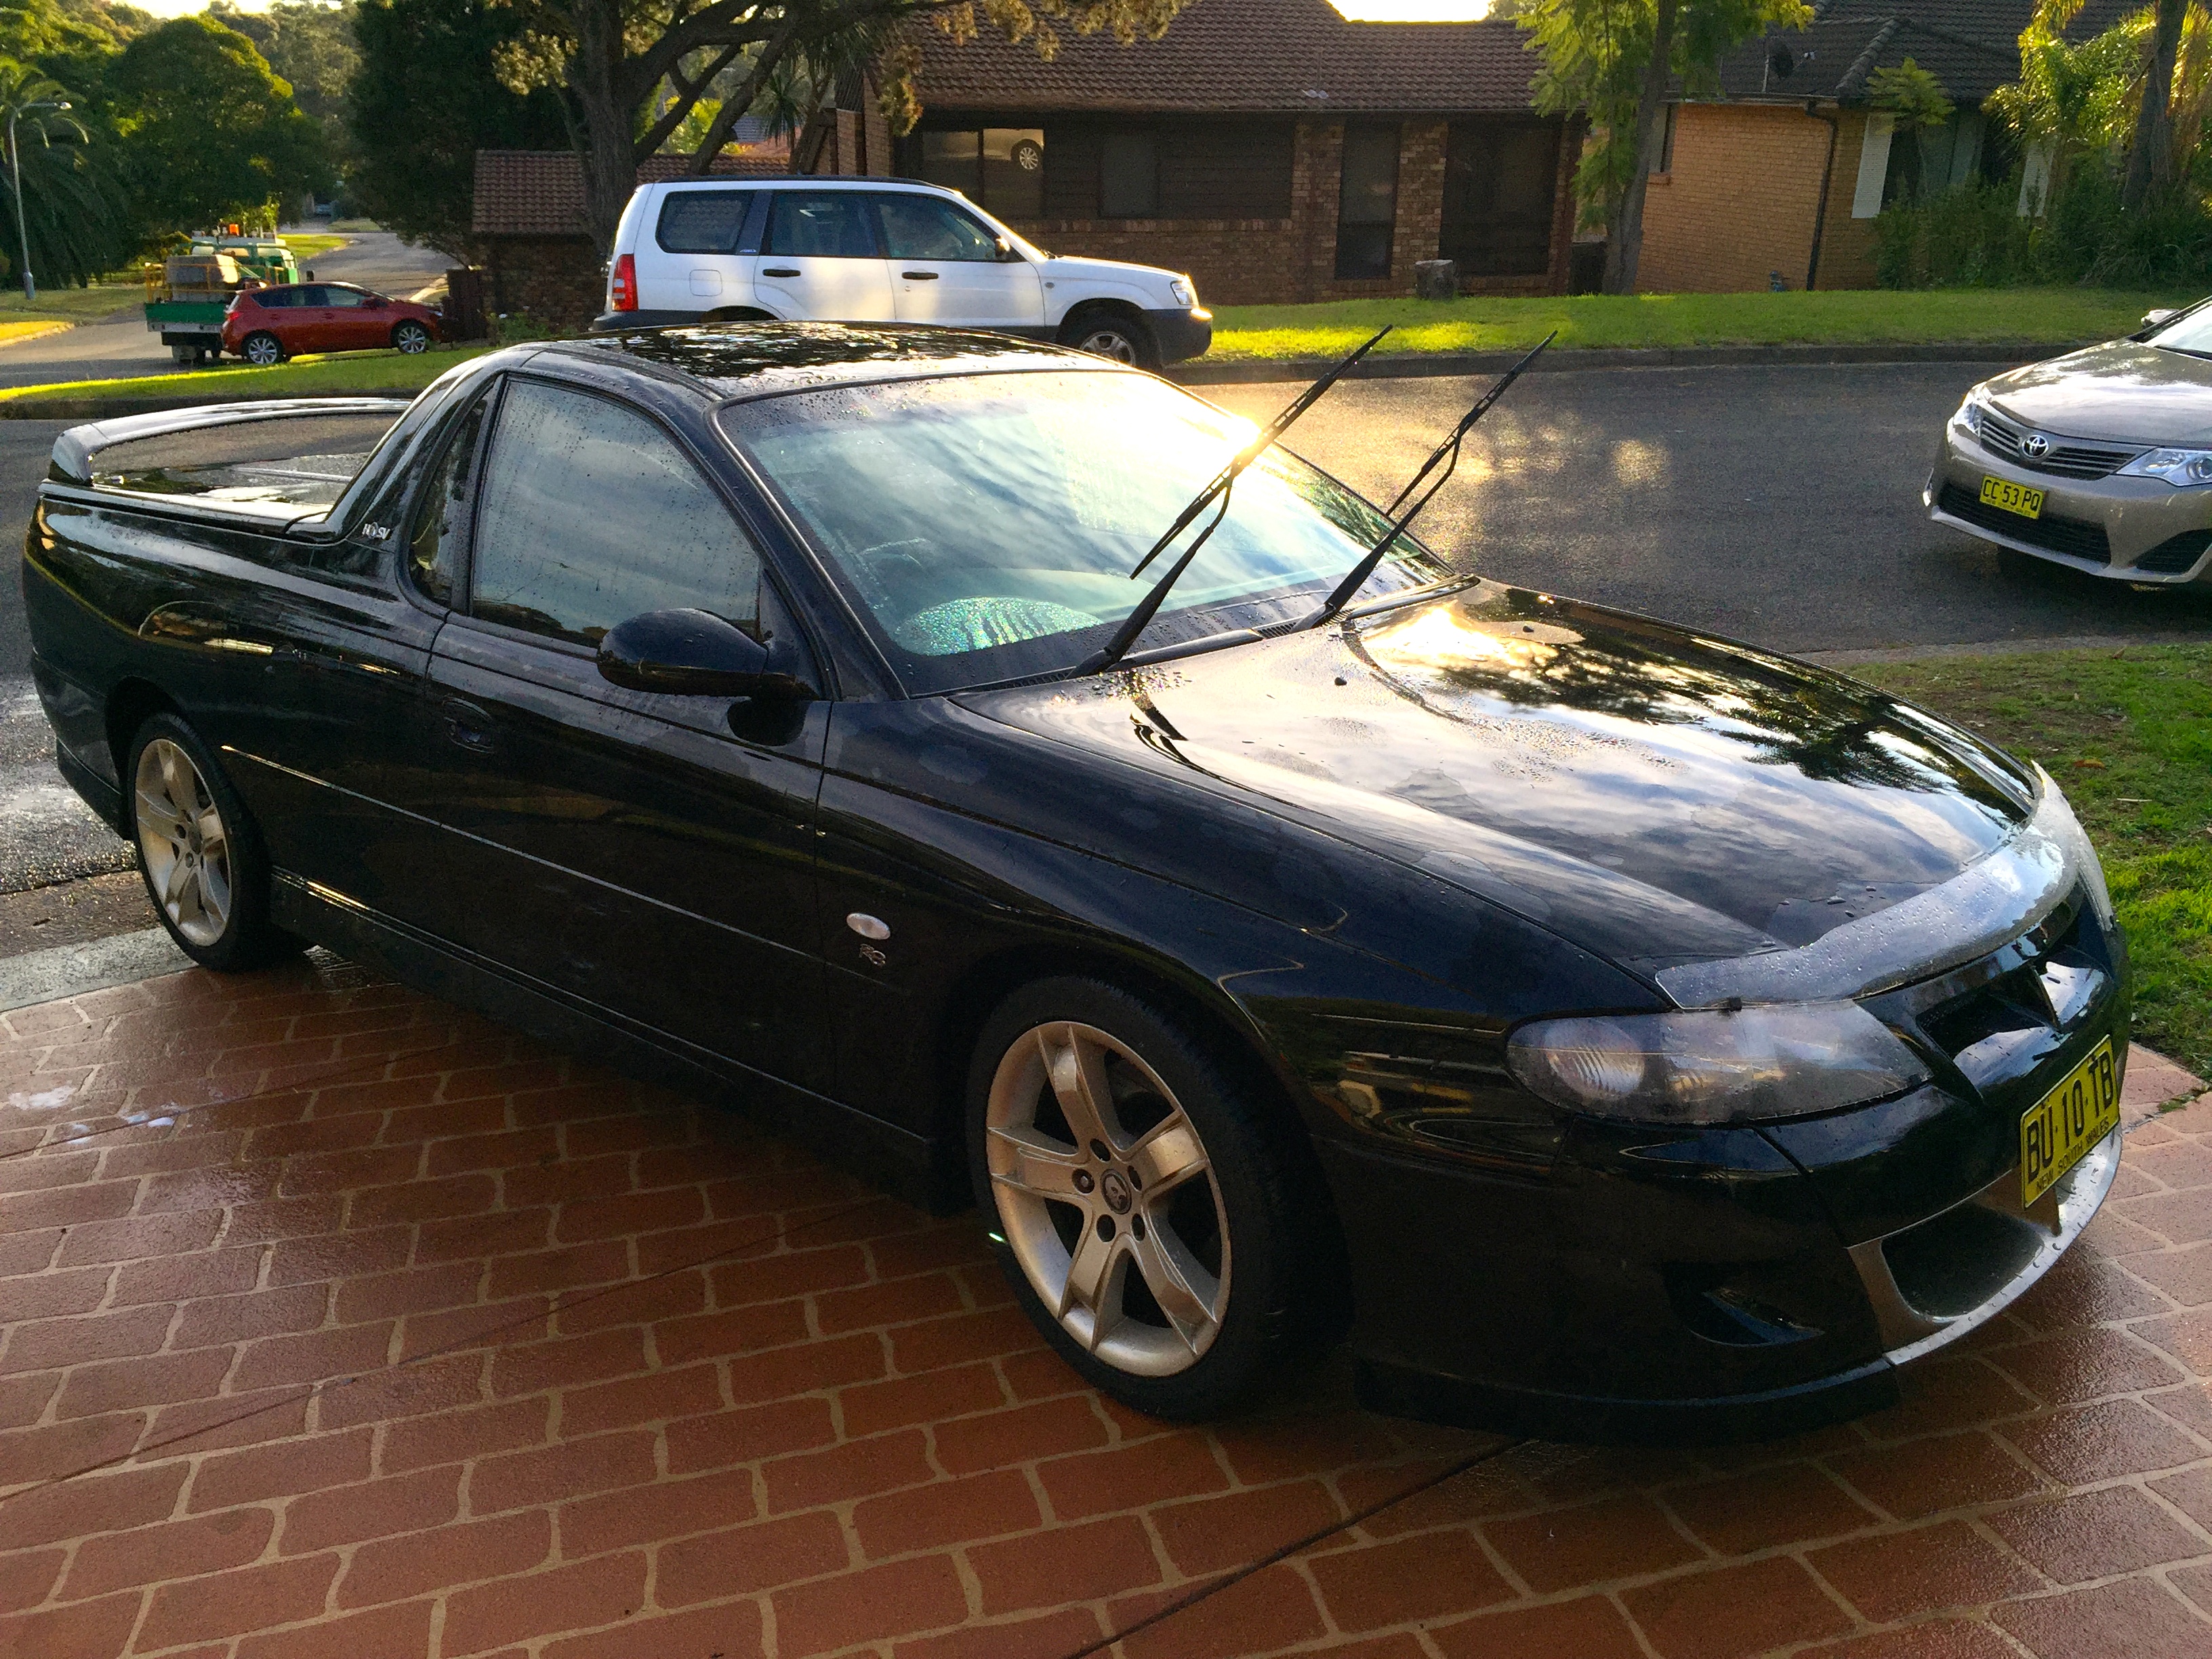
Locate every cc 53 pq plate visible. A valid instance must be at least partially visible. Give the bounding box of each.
[1980,475,2045,520]
[2022,1036,2119,1207]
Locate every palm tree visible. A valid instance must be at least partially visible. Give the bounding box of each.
[0,59,126,292]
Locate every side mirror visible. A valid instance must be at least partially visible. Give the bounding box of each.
[2144,308,2179,331]
[597,607,812,700]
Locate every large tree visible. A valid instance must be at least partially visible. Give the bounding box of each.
[1520,0,1808,293]
[2124,0,2188,205]
[211,1,359,163]
[346,0,569,255]
[0,57,129,287]
[488,0,1188,255]
[108,16,328,235]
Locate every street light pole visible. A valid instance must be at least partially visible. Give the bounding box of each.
[9,100,67,305]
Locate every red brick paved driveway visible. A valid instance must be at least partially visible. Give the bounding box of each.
[5,956,2212,1658]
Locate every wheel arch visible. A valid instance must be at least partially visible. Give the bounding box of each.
[701,306,777,324]
[104,676,178,829]
[1055,296,1147,337]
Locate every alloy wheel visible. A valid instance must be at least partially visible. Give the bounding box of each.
[243,333,282,367]
[394,323,429,354]
[134,738,233,947]
[1076,327,1139,365]
[986,1020,1229,1375]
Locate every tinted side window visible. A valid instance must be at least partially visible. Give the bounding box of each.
[255,287,300,308]
[323,287,368,308]
[469,381,761,648]
[764,192,879,258]
[657,190,753,253]
[407,394,490,606]
[876,194,1000,262]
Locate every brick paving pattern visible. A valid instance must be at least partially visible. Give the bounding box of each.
[3,954,2212,1657]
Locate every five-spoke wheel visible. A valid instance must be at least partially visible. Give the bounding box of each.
[135,737,232,947]
[970,978,1342,1418]
[987,1019,1229,1374]
[127,714,300,972]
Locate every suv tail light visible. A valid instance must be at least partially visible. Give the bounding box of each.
[609,253,636,312]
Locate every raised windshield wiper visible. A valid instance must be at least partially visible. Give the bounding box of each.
[1301,331,1555,632]
[1078,326,1391,675]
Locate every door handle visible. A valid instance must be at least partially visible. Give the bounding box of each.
[441,697,496,755]
[901,271,941,281]
[762,267,801,277]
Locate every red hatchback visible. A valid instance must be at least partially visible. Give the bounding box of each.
[222,282,441,365]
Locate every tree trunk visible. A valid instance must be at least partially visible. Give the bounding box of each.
[1604,0,1677,295]
[571,0,638,257]
[2125,0,2187,208]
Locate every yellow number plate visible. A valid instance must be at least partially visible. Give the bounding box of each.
[2020,1037,2119,1207]
[1980,475,2046,520]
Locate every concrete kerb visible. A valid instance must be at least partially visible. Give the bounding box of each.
[0,338,2088,419]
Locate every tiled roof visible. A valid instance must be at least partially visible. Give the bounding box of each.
[904,0,1541,115]
[472,150,787,237]
[1711,0,2136,106]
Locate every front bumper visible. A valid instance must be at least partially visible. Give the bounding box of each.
[1927,422,2212,581]
[1145,307,1213,365]
[1327,885,2131,1443]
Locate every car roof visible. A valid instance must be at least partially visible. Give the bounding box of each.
[546,321,1124,401]
[649,177,959,197]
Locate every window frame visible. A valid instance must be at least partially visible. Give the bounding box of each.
[398,380,503,615]
[438,372,808,672]
[1334,122,1401,282]
[654,186,758,255]
[760,188,887,260]
[870,190,1006,263]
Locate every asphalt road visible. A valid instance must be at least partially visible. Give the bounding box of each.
[2,359,2209,897]
[1208,361,2212,654]
[0,230,453,390]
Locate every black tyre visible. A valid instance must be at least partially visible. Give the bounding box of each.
[241,331,285,367]
[126,714,301,972]
[968,977,1341,1419]
[1059,308,1160,371]
[392,320,431,354]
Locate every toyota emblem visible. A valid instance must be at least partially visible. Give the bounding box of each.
[2022,433,2051,458]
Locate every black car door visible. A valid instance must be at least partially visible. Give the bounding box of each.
[413,373,833,1090]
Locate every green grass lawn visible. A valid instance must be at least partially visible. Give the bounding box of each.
[1854,645,2212,1081]
[0,282,141,324]
[0,344,493,406]
[280,233,350,260]
[1203,287,2202,360]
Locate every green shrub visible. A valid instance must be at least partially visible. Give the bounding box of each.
[1875,164,2212,289]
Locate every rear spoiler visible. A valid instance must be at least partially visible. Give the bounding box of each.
[47,397,412,487]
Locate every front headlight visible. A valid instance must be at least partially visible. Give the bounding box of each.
[1506,1002,1930,1126]
[1954,393,1987,436]
[2117,447,2212,486]
[1170,279,1195,308]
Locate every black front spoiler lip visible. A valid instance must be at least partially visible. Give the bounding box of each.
[1357,1123,2125,1446]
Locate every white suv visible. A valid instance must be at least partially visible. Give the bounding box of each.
[594,177,1212,367]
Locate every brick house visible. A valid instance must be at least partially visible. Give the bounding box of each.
[895,0,1577,305]
[1638,0,2128,293]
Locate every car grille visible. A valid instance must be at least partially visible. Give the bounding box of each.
[2134,529,2212,574]
[1937,483,2112,563]
[1978,409,2142,480]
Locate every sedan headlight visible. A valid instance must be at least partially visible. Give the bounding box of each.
[2117,447,2212,486]
[1953,393,1988,437]
[1507,1002,1930,1126]
[1170,279,1195,308]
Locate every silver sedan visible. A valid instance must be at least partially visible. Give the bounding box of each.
[1926,302,2212,584]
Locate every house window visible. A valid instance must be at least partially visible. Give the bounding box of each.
[1336,123,1400,281]
[913,127,1044,220]
[1441,119,1561,277]
[1101,133,1158,218]
[1653,104,1677,175]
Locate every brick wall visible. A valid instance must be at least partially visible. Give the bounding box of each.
[1008,117,1565,307]
[485,235,603,330]
[1638,102,1880,293]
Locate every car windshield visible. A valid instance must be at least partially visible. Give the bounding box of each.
[2148,302,2212,354]
[717,370,1446,694]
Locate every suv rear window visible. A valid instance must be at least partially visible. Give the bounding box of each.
[656,190,754,254]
